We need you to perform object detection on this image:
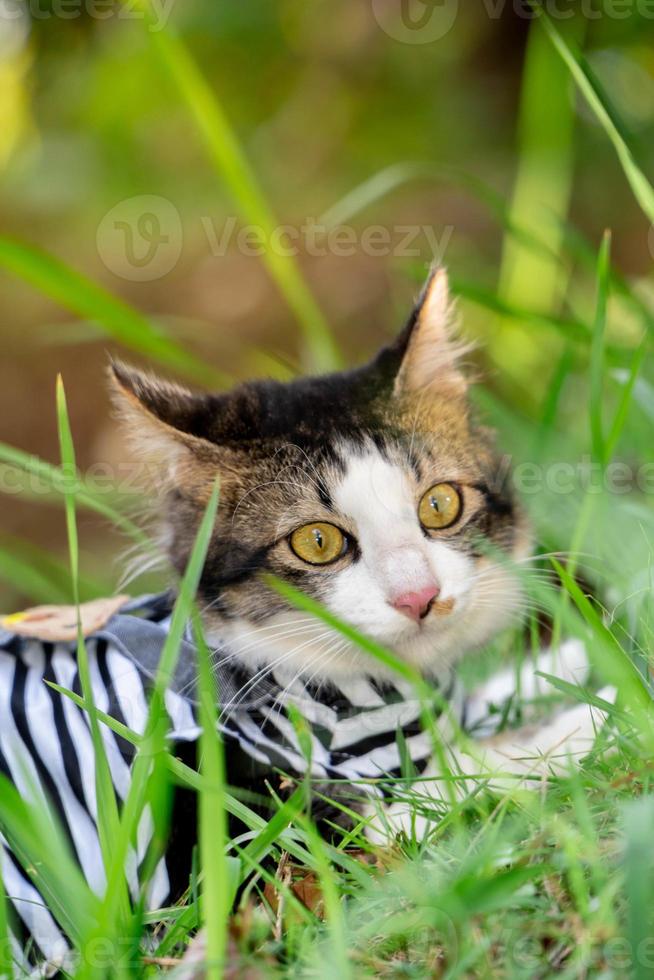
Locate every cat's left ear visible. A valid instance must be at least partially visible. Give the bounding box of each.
[393,267,469,398]
[108,360,224,498]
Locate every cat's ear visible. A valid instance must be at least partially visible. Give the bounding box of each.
[109,361,222,497]
[393,267,469,398]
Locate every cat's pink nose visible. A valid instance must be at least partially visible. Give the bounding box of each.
[391,583,440,623]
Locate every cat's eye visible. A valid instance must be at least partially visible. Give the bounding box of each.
[418,483,462,531]
[289,523,347,565]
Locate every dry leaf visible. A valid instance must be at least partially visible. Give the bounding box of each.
[2,595,130,643]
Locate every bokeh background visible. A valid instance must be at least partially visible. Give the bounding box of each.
[1,0,654,611]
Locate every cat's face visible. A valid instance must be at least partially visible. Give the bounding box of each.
[112,269,529,682]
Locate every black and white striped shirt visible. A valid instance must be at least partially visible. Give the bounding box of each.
[0,593,463,974]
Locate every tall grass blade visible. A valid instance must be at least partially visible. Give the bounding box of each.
[623,796,654,980]
[299,814,351,979]
[96,480,220,937]
[0,544,80,606]
[0,535,108,605]
[130,0,339,371]
[534,7,654,224]
[0,773,99,946]
[192,611,229,979]
[589,231,611,464]
[55,377,131,955]
[605,339,648,460]
[498,16,582,317]
[0,854,14,980]
[0,237,222,387]
[551,559,653,736]
[0,440,149,546]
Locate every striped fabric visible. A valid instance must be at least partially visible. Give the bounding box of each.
[0,594,463,975]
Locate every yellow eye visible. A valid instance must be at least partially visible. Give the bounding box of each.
[289,523,347,565]
[418,483,462,530]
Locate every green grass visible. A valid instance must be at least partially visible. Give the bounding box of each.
[2,9,654,980]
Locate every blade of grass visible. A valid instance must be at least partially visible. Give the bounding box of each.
[297,814,351,980]
[537,343,574,449]
[551,234,612,648]
[0,237,223,387]
[452,280,592,345]
[0,544,79,606]
[498,15,583,316]
[605,338,648,461]
[551,559,653,741]
[0,536,108,605]
[0,852,14,980]
[95,480,220,942]
[0,772,99,945]
[320,163,560,270]
[56,377,132,963]
[129,0,339,371]
[558,218,654,337]
[238,786,306,871]
[533,5,654,224]
[0,440,149,547]
[264,574,421,686]
[623,796,654,980]
[589,231,611,465]
[536,672,627,720]
[192,611,229,980]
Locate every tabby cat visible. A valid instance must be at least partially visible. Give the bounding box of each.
[110,265,612,825]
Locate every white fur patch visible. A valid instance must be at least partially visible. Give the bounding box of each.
[326,444,516,673]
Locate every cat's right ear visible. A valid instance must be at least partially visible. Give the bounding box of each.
[391,267,471,398]
[108,360,222,497]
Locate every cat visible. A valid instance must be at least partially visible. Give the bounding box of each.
[0,266,612,970]
[110,265,613,831]
[112,267,525,679]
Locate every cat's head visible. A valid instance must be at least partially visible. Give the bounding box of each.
[111,268,530,682]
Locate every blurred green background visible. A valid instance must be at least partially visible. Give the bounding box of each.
[1,0,654,611]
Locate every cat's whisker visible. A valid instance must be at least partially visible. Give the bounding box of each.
[218,622,330,663]
[272,443,325,493]
[173,620,329,700]
[218,649,303,720]
[117,551,169,591]
[218,630,338,719]
[211,616,318,642]
[205,623,328,676]
[231,480,318,527]
[266,637,351,722]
